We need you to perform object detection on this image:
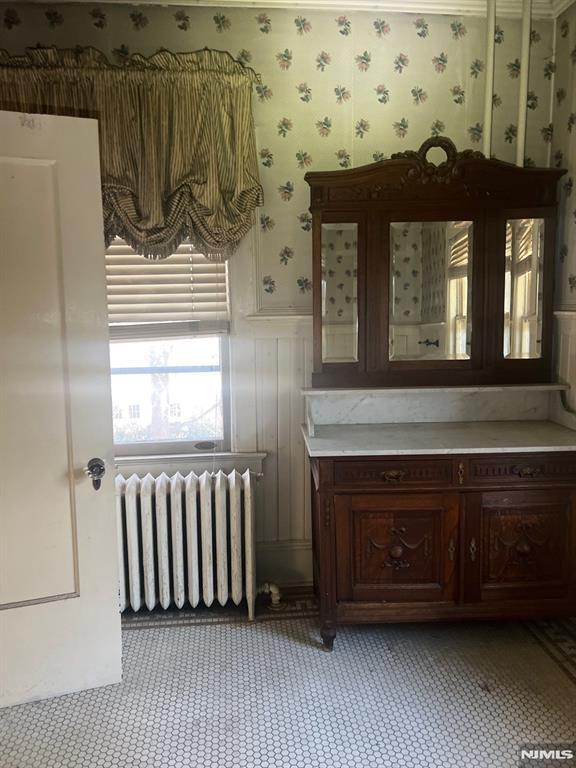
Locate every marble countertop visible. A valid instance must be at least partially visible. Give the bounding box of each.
[302,384,569,396]
[302,420,576,457]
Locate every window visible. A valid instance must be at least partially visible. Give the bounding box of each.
[106,238,230,454]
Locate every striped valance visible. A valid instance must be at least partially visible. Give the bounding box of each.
[0,47,264,260]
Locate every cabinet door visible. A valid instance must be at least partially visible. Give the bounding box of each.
[462,489,575,603]
[335,493,459,603]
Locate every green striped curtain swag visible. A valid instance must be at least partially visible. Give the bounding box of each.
[0,46,264,261]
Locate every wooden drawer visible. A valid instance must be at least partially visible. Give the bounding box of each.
[468,453,576,486]
[333,458,453,488]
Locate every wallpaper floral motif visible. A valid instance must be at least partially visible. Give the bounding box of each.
[552,3,576,311]
[0,3,563,311]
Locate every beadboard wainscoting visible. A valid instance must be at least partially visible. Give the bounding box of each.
[555,312,576,413]
[230,242,314,584]
[231,332,314,585]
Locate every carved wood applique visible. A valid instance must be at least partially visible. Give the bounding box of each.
[355,509,439,584]
[366,526,431,571]
[324,498,331,528]
[390,136,484,189]
[482,506,565,585]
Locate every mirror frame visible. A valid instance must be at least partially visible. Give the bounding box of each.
[486,206,557,381]
[306,137,565,388]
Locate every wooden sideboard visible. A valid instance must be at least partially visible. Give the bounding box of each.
[310,452,576,651]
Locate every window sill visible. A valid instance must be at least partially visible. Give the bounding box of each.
[114,451,267,476]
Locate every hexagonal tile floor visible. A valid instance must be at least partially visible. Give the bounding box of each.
[1,617,575,768]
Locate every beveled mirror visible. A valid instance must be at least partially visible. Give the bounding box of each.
[389,221,473,361]
[503,218,544,360]
[321,223,358,363]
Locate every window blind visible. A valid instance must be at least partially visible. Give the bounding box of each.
[506,219,540,278]
[448,224,470,278]
[105,238,229,340]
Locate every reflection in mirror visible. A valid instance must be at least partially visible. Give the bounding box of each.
[504,218,544,359]
[389,221,473,361]
[321,223,358,362]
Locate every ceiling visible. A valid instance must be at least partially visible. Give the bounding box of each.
[20,0,576,20]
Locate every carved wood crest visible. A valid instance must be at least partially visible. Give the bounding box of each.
[391,136,485,187]
[306,134,564,212]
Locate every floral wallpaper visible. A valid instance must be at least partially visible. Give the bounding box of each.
[552,3,576,311]
[390,223,424,323]
[0,3,564,312]
[321,225,357,327]
[421,223,448,323]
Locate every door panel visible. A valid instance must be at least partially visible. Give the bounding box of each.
[0,111,121,707]
[335,493,459,603]
[463,489,574,603]
[0,159,78,607]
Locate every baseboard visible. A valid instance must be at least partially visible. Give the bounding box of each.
[256,542,312,585]
[275,584,315,598]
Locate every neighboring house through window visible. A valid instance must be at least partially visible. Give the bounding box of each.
[127,404,141,420]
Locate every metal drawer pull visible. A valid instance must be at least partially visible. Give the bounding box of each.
[469,538,477,562]
[448,538,456,562]
[512,465,542,479]
[380,469,406,483]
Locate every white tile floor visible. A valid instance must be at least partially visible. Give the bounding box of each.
[1,617,575,768]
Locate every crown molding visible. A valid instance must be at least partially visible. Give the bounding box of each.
[22,0,576,20]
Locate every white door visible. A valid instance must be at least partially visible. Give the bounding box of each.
[0,111,122,707]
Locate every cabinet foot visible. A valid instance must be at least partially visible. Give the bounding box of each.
[320,626,336,652]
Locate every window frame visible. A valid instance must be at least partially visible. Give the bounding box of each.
[106,236,232,457]
[110,330,231,458]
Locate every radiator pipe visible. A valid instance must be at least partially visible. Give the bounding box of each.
[516,0,532,166]
[482,0,496,158]
[257,582,282,609]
